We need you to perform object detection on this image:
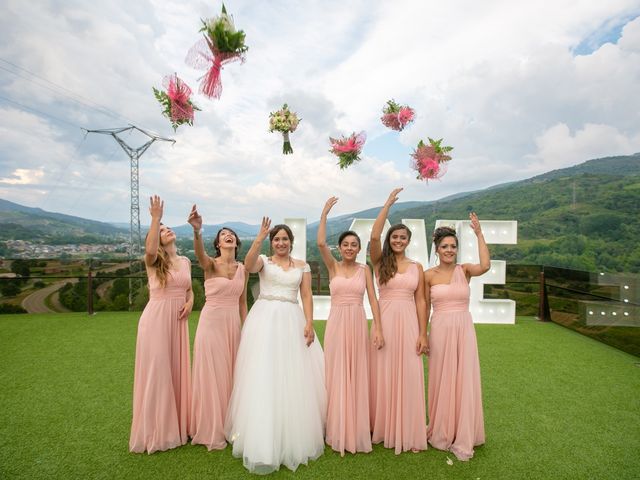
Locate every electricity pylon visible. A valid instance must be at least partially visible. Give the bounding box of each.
[84,125,175,304]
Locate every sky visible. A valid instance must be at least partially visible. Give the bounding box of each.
[1,0,639,227]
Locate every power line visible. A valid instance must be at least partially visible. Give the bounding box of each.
[0,57,138,124]
[0,94,83,130]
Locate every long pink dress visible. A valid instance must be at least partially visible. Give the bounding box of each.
[190,264,245,450]
[325,264,372,455]
[428,264,485,461]
[369,262,428,454]
[129,256,192,454]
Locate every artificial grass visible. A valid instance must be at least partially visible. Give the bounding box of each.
[0,314,638,479]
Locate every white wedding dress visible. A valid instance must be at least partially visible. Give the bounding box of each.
[225,255,326,474]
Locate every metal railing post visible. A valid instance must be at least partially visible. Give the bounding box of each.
[87,269,94,315]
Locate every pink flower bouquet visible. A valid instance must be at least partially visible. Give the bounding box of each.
[381,99,415,131]
[185,3,248,99]
[329,131,366,169]
[153,74,200,131]
[411,137,453,182]
[269,104,300,154]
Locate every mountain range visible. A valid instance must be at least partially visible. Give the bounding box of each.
[0,198,127,242]
[1,153,639,271]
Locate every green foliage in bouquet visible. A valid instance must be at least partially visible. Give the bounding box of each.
[422,137,454,161]
[152,87,200,131]
[383,99,402,113]
[199,4,248,55]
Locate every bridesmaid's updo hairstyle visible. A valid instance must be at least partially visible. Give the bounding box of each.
[338,230,361,247]
[433,226,458,248]
[213,227,242,259]
[379,223,412,285]
[269,224,294,252]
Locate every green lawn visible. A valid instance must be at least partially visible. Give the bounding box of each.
[1,314,639,479]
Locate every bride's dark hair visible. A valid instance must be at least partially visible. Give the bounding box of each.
[269,224,294,252]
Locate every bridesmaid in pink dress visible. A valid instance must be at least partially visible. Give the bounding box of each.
[424,213,489,461]
[187,205,247,450]
[317,197,384,456]
[130,195,194,454]
[369,188,429,454]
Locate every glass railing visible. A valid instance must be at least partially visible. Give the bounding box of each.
[1,258,638,356]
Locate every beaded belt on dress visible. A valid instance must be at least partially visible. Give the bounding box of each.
[258,294,298,304]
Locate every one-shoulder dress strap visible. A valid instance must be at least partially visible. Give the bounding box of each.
[453,263,465,282]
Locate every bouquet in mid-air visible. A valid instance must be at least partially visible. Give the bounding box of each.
[153,74,200,131]
[380,99,415,131]
[329,131,366,169]
[411,137,453,182]
[269,104,300,154]
[186,3,248,99]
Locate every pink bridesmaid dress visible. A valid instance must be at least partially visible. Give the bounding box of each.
[369,262,428,454]
[129,256,192,454]
[190,264,245,450]
[324,264,372,455]
[428,264,485,461]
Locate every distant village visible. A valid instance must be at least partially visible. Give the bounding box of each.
[2,239,130,259]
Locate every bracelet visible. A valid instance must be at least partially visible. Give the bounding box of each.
[194,228,201,236]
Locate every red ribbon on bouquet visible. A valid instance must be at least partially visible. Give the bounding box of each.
[186,37,244,99]
[164,75,195,123]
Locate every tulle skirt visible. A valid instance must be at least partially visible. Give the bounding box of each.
[225,298,327,474]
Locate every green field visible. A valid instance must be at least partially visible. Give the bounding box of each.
[1,314,639,479]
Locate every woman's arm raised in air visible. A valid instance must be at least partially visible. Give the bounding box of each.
[370,188,403,266]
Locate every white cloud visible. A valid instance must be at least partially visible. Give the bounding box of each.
[526,123,640,171]
[0,168,44,185]
[0,0,639,226]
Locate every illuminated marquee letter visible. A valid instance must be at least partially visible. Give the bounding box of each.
[286,217,517,324]
[431,219,518,324]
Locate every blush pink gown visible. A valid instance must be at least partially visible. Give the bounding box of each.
[129,256,192,454]
[369,262,428,454]
[324,264,372,455]
[190,264,245,450]
[428,264,485,461]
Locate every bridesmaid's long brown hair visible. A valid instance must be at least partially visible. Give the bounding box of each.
[378,224,411,285]
[145,225,172,288]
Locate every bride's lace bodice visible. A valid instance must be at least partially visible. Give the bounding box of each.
[258,254,311,303]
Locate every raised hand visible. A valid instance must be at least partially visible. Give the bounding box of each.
[469,212,482,236]
[149,195,164,220]
[188,204,203,231]
[385,187,403,207]
[256,217,272,242]
[321,197,338,218]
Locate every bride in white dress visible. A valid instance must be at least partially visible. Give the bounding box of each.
[225,217,326,474]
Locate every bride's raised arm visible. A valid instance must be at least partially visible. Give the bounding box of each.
[244,217,271,273]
